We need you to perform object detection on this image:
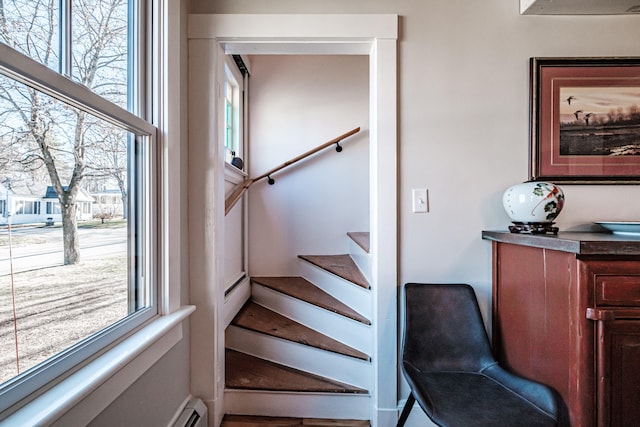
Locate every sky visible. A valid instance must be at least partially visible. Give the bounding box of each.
[559,86,640,124]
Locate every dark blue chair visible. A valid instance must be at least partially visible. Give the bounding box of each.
[397,283,560,427]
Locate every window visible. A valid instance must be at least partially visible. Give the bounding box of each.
[0,0,156,413]
[0,0,130,109]
[45,201,61,215]
[15,200,36,215]
[14,200,40,215]
[224,56,246,166]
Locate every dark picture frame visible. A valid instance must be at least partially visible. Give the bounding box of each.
[530,57,640,184]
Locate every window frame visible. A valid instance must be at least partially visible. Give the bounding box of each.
[0,6,159,415]
[223,56,245,165]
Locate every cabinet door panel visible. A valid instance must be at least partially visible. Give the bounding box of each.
[597,320,640,427]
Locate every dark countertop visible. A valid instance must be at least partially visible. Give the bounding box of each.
[482,230,640,256]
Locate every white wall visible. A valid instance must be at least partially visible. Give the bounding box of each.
[191,1,640,425]
[192,2,640,283]
[86,336,190,427]
[247,55,370,276]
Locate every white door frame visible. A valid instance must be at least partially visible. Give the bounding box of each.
[187,14,398,427]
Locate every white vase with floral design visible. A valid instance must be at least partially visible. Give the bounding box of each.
[503,181,565,226]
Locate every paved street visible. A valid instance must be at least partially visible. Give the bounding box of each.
[0,224,127,274]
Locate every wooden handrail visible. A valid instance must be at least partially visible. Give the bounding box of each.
[225,127,360,215]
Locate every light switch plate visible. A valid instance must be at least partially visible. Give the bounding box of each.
[412,188,428,213]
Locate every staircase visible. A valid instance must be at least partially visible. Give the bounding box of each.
[224,232,372,422]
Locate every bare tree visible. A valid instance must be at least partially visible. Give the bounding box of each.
[0,0,128,264]
[85,126,128,219]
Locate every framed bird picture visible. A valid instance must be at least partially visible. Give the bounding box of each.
[529,57,640,183]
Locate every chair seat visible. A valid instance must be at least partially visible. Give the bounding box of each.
[403,364,558,427]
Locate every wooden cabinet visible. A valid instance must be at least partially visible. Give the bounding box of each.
[482,231,640,427]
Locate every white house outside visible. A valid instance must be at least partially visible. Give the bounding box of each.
[92,189,125,218]
[1,185,97,226]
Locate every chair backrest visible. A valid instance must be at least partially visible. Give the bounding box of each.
[402,283,496,373]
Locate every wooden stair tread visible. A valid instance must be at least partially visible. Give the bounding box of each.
[251,276,370,325]
[298,255,369,289]
[221,415,370,426]
[231,301,369,360]
[225,349,368,394]
[347,232,370,254]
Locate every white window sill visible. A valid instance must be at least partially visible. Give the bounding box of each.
[2,305,196,427]
[224,162,247,184]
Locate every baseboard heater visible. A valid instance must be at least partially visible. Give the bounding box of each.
[173,398,208,427]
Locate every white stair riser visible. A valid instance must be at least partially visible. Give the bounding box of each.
[299,262,372,319]
[223,279,251,327]
[349,240,372,283]
[252,284,373,354]
[226,325,372,390]
[224,390,371,419]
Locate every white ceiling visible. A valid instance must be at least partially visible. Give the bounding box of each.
[521,0,640,14]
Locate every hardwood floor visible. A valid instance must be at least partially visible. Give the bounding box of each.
[297,255,369,289]
[225,349,367,393]
[250,276,370,325]
[221,415,370,427]
[231,301,369,360]
[346,232,370,254]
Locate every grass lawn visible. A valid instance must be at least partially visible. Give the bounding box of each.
[0,222,129,385]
